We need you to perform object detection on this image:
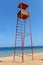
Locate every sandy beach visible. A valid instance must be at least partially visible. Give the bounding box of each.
[0,53,43,65]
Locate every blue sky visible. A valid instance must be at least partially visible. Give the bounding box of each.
[0,0,43,47]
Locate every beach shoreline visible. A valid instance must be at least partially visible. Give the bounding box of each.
[0,53,43,65]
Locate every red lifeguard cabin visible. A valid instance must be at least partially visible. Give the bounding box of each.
[18,2,30,19]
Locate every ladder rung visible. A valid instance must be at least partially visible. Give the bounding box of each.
[17,30,24,32]
[17,33,24,36]
[17,28,24,30]
[16,26,25,28]
[16,32,24,34]
[18,23,24,25]
[18,22,25,25]
[18,20,25,23]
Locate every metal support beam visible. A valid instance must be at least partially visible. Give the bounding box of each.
[29,18,33,60]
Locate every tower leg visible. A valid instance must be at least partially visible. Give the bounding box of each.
[29,18,34,60]
[13,43,16,61]
[22,39,24,62]
[30,34,33,60]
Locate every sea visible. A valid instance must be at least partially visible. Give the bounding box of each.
[0,46,43,57]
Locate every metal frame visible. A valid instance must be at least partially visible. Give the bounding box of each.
[14,2,33,62]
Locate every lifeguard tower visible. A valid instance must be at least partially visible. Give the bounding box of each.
[14,2,33,62]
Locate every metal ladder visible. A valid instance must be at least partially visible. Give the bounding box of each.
[14,18,26,62]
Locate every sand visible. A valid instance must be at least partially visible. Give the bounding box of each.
[0,53,43,65]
